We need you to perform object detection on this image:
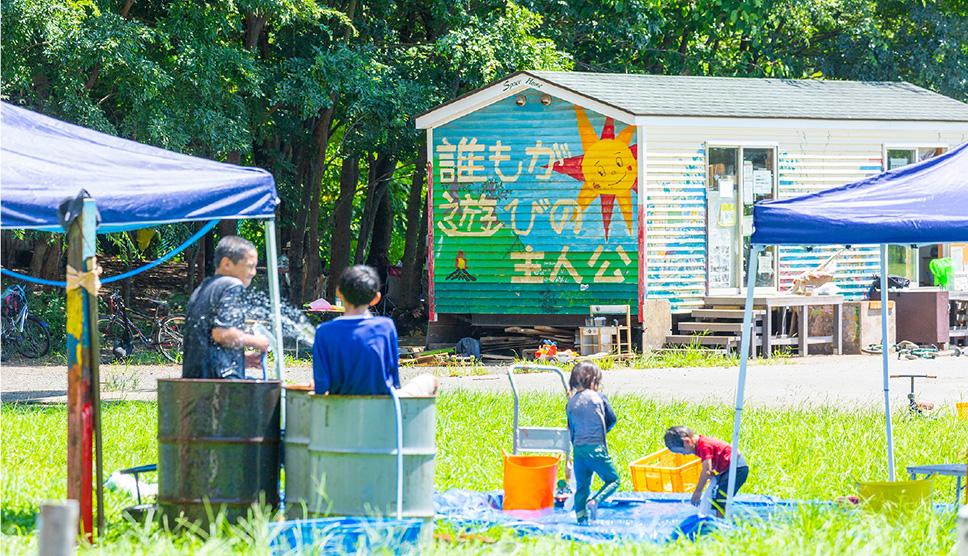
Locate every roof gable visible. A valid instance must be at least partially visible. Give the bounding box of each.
[417,71,968,129]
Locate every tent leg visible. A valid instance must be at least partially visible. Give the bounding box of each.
[880,245,895,481]
[66,196,100,540]
[265,219,286,384]
[725,244,762,519]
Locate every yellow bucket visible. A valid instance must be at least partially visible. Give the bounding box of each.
[856,480,932,513]
[956,402,968,420]
[502,450,560,510]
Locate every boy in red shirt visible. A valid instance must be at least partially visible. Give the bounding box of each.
[664,426,748,518]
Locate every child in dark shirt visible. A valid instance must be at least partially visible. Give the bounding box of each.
[566,361,620,524]
[664,426,749,518]
[312,265,437,397]
[182,236,269,379]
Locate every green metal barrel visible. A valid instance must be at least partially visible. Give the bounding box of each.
[157,379,281,525]
[282,386,313,518]
[287,395,435,520]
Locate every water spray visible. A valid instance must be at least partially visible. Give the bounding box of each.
[252,322,276,381]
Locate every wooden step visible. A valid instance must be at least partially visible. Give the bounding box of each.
[665,334,741,347]
[679,322,762,333]
[691,309,764,319]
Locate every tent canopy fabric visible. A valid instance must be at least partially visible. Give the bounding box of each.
[751,141,968,246]
[0,102,278,232]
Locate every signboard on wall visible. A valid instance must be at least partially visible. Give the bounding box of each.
[431,95,639,315]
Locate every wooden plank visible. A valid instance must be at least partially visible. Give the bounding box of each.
[665,335,740,346]
[534,326,573,335]
[679,322,762,333]
[691,309,764,319]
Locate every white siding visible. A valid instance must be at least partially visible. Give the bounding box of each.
[644,126,968,312]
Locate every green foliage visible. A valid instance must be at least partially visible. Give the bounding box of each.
[3,0,966,312]
[25,288,67,345]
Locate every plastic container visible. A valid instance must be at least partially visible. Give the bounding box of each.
[629,449,701,493]
[856,480,933,513]
[502,451,560,510]
[957,402,968,420]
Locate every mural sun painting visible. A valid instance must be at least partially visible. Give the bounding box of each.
[550,105,638,241]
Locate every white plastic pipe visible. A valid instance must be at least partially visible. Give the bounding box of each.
[389,387,404,519]
[264,218,285,383]
[957,504,968,556]
[725,244,761,519]
[880,244,896,481]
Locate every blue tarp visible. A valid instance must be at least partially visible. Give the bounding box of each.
[751,141,968,246]
[0,102,278,232]
[434,489,794,544]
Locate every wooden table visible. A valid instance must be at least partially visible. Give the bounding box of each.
[907,463,966,504]
[704,294,843,358]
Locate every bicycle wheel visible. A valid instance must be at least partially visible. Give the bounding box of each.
[16,315,51,358]
[155,315,185,364]
[98,316,133,363]
[1,316,15,361]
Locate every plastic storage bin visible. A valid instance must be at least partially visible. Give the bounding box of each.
[629,449,701,493]
[856,480,932,513]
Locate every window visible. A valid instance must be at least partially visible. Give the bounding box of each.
[706,144,777,291]
[884,144,947,286]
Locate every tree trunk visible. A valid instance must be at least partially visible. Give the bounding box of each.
[326,156,359,300]
[29,234,65,291]
[186,243,197,294]
[287,150,311,306]
[203,229,216,276]
[303,103,336,303]
[398,149,427,310]
[366,177,394,292]
[218,220,236,240]
[366,156,396,266]
[353,153,394,265]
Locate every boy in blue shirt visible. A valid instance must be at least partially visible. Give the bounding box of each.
[312,265,437,397]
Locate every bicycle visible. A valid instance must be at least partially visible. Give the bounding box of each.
[98,290,185,364]
[890,374,937,417]
[1,282,51,359]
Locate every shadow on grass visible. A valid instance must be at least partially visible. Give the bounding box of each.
[2,507,37,534]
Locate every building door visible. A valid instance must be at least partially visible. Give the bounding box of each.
[707,145,778,292]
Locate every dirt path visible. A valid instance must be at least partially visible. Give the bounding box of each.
[2,354,965,408]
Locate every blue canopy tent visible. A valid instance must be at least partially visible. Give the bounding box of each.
[725,141,968,516]
[0,101,287,379]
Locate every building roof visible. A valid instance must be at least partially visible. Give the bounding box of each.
[417,70,968,128]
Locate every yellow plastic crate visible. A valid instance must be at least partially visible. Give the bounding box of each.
[629,449,701,493]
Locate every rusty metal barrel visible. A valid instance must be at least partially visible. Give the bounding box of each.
[158,379,281,525]
[285,395,435,520]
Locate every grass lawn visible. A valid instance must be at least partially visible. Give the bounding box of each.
[2,389,966,555]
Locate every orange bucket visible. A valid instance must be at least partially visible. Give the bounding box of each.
[957,402,968,420]
[502,450,560,510]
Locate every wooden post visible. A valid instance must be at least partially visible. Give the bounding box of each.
[38,501,79,556]
[66,196,100,540]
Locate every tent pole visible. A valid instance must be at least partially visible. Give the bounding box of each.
[66,196,100,541]
[265,218,285,384]
[725,244,762,519]
[879,244,895,481]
